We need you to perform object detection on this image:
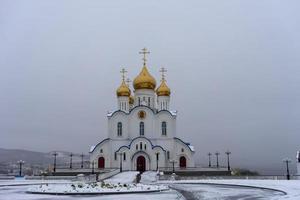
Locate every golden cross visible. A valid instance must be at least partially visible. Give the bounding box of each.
[126,78,131,86]
[139,48,150,66]
[120,68,127,81]
[159,67,167,81]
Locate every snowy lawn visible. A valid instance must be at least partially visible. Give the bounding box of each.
[161,179,300,200]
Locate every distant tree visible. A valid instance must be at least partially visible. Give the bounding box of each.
[232,168,260,176]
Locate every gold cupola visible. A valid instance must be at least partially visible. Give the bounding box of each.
[116,80,131,97]
[133,65,157,90]
[116,68,131,97]
[156,67,171,96]
[156,79,171,96]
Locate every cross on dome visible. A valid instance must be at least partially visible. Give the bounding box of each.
[120,68,127,81]
[139,48,150,66]
[159,67,167,81]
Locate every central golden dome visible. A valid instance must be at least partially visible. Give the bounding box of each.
[133,65,156,90]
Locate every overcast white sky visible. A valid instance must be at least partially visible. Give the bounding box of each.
[0,0,300,173]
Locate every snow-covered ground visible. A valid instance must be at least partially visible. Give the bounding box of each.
[104,171,140,184]
[162,179,300,200]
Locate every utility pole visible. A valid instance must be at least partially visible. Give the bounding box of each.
[69,153,73,169]
[52,152,58,173]
[81,153,84,169]
[283,158,291,180]
[208,152,212,167]
[156,152,160,171]
[215,151,220,168]
[17,160,25,177]
[225,150,231,171]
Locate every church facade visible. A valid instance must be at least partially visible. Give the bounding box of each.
[90,49,195,172]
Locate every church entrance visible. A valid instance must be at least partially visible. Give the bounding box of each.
[98,157,105,168]
[136,156,146,172]
[179,156,186,168]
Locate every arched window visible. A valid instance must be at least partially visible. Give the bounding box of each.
[140,122,144,136]
[162,121,167,136]
[148,97,151,107]
[123,152,126,161]
[117,122,122,136]
[167,151,170,159]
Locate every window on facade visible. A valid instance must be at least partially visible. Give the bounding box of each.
[136,144,138,150]
[144,144,147,150]
[117,122,122,136]
[162,121,167,136]
[148,97,151,107]
[140,142,143,150]
[140,122,144,136]
[156,152,159,161]
[123,152,126,161]
[167,151,170,159]
[138,97,141,105]
[181,148,184,152]
[100,149,103,153]
[114,152,117,160]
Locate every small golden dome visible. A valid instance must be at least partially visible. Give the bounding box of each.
[156,79,171,96]
[116,80,131,97]
[129,95,134,104]
[133,65,156,90]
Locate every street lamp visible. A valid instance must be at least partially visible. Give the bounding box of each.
[225,150,231,171]
[69,153,73,169]
[215,151,220,168]
[118,152,123,172]
[208,152,212,167]
[52,152,58,173]
[283,158,291,180]
[80,153,84,169]
[169,160,177,174]
[91,161,95,174]
[17,160,25,177]
[156,152,160,171]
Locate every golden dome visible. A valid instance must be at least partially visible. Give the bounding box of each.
[156,79,171,96]
[129,95,134,104]
[116,80,131,97]
[133,65,156,90]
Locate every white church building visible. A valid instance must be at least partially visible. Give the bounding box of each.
[90,49,195,172]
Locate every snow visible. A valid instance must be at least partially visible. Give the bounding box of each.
[105,171,140,184]
[162,179,300,200]
[0,185,183,200]
[27,182,168,194]
[140,171,158,183]
[89,145,95,152]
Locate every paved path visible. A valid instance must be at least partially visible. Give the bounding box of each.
[171,183,284,200]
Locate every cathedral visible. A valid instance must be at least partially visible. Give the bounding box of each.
[90,48,195,172]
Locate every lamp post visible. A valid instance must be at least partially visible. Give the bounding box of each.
[225,150,231,171]
[156,152,160,171]
[17,160,25,177]
[283,158,291,180]
[208,152,212,167]
[52,152,58,173]
[80,153,84,169]
[215,151,220,168]
[69,153,73,169]
[170,160,177,174]
[118,152,123,172]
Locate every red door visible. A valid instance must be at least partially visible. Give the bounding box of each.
[179,156,186,168]
[98,157,105,168]
[136,156,146,172]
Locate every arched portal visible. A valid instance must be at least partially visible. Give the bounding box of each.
[179,156,186,168]
[98,157,105,168]
[136,155,146,172]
